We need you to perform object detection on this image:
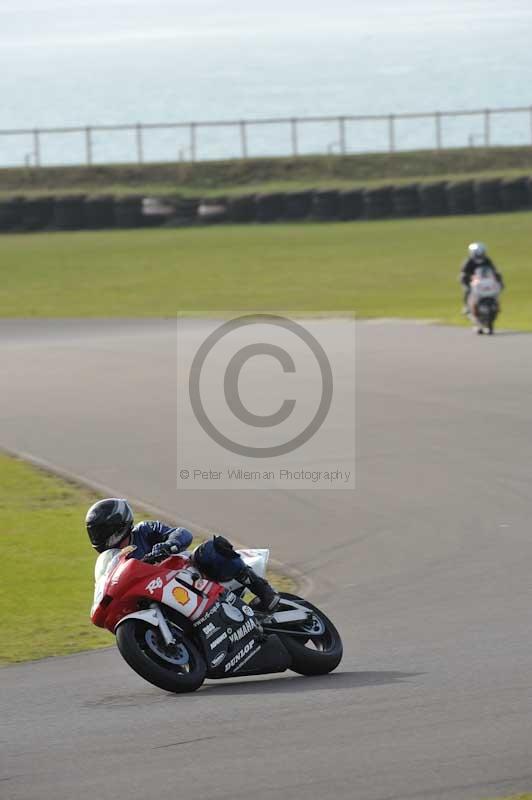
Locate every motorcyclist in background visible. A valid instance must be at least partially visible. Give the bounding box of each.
[460,242,504,313]
[85,498,280,611]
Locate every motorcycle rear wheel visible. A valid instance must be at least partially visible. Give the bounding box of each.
[116,619,206,693]
[276,593,343,676]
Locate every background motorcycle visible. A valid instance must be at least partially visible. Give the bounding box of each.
[467,265,501,335]
[91,545,343,693]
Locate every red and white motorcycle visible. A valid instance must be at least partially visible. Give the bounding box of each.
[468,265,502,335]
[91,545,342,693]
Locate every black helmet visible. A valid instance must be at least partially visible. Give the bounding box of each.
[86,498,134,553]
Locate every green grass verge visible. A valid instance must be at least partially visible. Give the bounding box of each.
[1,211,531,329]
[0,454,112,663]
[0,453,293,664]
[2,146,532,198]
[2,169,532,201]
[2,169,531,200]
[487,795,532,800]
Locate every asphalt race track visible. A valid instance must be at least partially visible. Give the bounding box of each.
[2,318,532,800]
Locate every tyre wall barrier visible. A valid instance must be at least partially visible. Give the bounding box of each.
[53,195,86,230]
[228,194,256,223]
[23,196,55,231]
[114,195,143,228]
[339,189,364,220]
[141,196,175,227]
[393,184,420,217]
[172,197,199,225]
[256,193,285,223]
[419,182,448,216]
[474,179,502,214]
[364,186,393,219]
[85,195,115,229]
[0,196,26,231]
[3,175,532,235]
[284,191,314,221]
[446,181,475,215]
[312,190,340,221]
[197,197,229,224]
[500,177,530,211]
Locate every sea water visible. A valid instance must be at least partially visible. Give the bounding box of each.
[1,0,531,166]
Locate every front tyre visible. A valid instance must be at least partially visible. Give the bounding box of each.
[116,619,206,693]
[276,593,343,676]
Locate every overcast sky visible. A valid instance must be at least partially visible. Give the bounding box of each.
[2,0,531,46]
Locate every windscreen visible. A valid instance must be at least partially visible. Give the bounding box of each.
[94,548,122,582]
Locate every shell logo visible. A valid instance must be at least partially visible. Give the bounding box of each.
[172,586,190,605]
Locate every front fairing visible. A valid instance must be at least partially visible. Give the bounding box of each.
[471,267,500,299]
[471,278,499,298]
[90,547,269,634]
[90,546,151,626]
[91,549,123,616]
[91,549,223,632]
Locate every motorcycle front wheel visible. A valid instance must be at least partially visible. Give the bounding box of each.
[276,593,343,676]
[116,619,206,693]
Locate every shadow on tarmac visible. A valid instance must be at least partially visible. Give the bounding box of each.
[491,330,532,336]
[85,671,421,708]
[199,670,422,696]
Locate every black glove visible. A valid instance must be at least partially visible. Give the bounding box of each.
[212,535,238,559]
[143,542,173,563]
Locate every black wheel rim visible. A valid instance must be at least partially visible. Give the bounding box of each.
[136,623,196,674]
[285,612,336,653]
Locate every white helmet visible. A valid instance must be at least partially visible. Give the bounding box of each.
[468,242,487,262]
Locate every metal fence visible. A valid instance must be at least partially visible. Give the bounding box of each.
[2,104,532,168]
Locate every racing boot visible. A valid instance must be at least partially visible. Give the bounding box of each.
[236,566,280,613]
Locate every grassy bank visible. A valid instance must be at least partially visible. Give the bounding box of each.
[1,211,531,328]
[2,146,532,198]
[488,796,532,800]
[0,454,112,663]
[0,454,293,664]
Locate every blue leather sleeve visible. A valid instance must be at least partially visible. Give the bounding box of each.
[133,521,193,555]
[166,527,194,551]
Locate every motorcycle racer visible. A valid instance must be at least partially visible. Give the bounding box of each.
[85,498,279,611]
[460,242,504,313]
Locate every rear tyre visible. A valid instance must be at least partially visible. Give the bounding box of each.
[275,593,343,676]
[116,619,206,693]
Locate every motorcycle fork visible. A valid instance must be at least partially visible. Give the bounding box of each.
[150,603,181,646]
